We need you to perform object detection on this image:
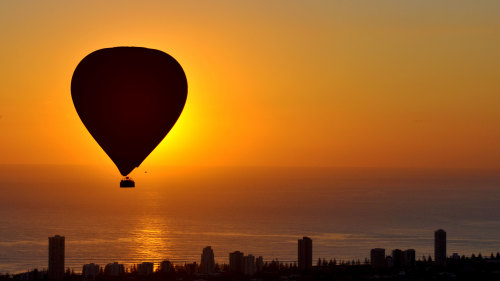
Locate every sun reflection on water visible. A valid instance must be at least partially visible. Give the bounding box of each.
[129,216,171,269]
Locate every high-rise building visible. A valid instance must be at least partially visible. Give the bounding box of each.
[385,255,393,268]
[229,251,244,273]
[392,249,402,268]
[435,229,446,265]
[48,235,65,281]
[403,249,416,268]
[200,246,215,274]
[137,262,154,275]
[159,260,173,273]
[370,248,386,268]
[82,263,100,280]
[104,262,124,276]
[184,262,198,274]
[243,254,256,275]
[298,237,312,271]
[256,256,264,273]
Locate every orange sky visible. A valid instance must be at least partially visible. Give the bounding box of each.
[1,1,499,171]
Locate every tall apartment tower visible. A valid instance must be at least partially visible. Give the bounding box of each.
[137,262,154,276]
[256,256,264,272]
[200,246,215,274]
[229,251,244,273]
[391,249,402,268]
[104,262,124,276]
[403,249,416,268]
[298,236,313,271]
[434,229,447,265]
[370,248,386,268]
[48,235,65,281]
[159,260,173,273]
[243,254,256,275]
[82,263,100,280]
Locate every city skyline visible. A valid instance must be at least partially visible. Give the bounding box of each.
[31,229,485,274]
[2,1,500,280]
[3,188,499,277]
[6,229,500,280]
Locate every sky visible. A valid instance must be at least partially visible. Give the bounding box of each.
[1,1,500,172]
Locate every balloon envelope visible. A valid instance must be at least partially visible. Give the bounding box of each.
[71,47,187,176]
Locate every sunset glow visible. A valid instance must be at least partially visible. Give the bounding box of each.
[3,1,500,277]
[1,1,499,173]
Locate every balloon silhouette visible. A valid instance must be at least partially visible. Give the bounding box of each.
[71,47,187,186]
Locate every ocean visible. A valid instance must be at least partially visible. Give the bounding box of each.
[1,165,500,273]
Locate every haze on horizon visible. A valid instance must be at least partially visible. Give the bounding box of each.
[2,165,500,274]
[3,1,500,275]
[1,1,500,173]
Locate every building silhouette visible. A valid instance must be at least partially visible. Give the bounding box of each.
[137,262,154,275]
[48,235,65,281]
[389,248,416,268]
[385,255,393,268]
[184,262,197,274]
[229,251,244,273]
[82,263,99,280]
[159,260,173,273]
[392,249,402,268]
[104,262,124,276]
[298,236,312,271]
[403,249,416,268]
[256,256,264,273]
[370,248,386,268]
[435,229,446,265]
[243,254,256,275]
[200,246,215,274]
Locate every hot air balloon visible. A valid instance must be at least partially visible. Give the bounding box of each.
[71,47,187,188]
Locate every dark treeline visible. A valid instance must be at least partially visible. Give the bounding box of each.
[3,253,500,281]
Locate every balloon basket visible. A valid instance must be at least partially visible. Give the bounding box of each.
[120,177,135,188]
